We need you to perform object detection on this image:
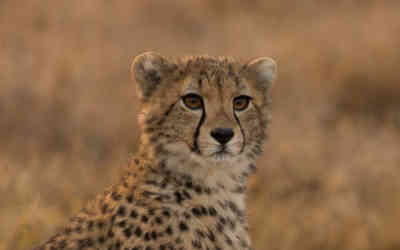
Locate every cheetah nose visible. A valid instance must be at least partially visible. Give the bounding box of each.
[210,128,234,145]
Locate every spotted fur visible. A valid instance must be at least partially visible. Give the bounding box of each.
[33,52,277,250]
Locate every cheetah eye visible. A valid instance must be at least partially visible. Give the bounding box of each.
[182,93,203,110]
[233,95,251,111]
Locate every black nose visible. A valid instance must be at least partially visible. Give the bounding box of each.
[210,128,234,145]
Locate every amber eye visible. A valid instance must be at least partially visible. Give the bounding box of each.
[233,95,251,111]
[182,93,203,110]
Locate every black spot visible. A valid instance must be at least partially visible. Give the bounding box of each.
[148,208,156,216]
[182,190,192,199]
[78,238,93,248]
[155,217,163,224]
[162,210,171,217]
[115,240,121,249]
[117,206,126,216]
[192,207,201,217]
[179,222,189,231]
[207,230,216,242]
[192,240,202,248]
[126,195,134,203]
[141,215,149,223]
[216,222,224,232]
[108,230,114,238]
[97,221,105,229]
[194,186,202,194]
[200,206,208,215]
[130,209,139,218]
[151,231,158,240]
[208,207,217,216]
[87,220,94,230]
[174,191,184,204]
[185,181,193,189]
[145,247,153,250]
[144,232,151,241]
[166,225,173,235]
[118,220,126,228]
[196,229,205,238]
[98,236,105,244]
[135,227,143,237]
[228,201,244,217]
[123,228,132,238]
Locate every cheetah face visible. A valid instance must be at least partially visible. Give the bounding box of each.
[178,77,253,161]
[132,52,277,164]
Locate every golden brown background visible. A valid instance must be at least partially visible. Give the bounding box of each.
[2,1,400,249]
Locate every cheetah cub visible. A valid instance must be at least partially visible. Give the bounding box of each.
[34,52,277,250]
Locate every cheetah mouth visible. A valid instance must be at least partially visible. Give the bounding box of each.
[211,147,233,160]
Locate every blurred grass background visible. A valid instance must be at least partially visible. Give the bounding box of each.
[1,1,400,249]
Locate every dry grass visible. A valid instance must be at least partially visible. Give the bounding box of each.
[1,1,400,249]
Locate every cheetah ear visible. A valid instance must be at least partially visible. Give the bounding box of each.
[131,52,176,100]
[246,57,277,90]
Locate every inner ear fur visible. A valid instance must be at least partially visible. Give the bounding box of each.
[245,57,277,90]
[131,52,176,100]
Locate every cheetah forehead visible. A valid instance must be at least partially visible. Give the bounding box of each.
[175,55,244,74]
[171,56,250,96]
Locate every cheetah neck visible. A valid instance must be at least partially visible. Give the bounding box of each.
[133,142,256,216]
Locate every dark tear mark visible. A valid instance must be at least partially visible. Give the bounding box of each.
[193,100,206,154]
[233,112,246,154]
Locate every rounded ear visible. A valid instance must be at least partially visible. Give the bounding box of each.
[246,57,277,90]
[130,52,175,100]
